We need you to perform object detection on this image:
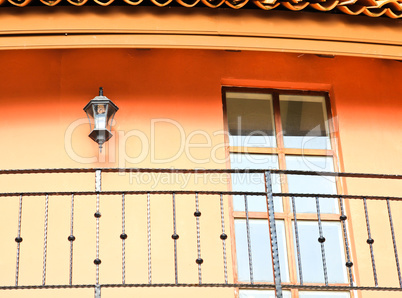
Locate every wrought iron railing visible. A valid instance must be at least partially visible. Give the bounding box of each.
[0,168,401,297]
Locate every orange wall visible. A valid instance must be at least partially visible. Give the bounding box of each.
[0,49,401,297]
[1,48,401,173]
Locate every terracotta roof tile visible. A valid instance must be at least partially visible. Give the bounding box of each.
[1,0,401,18]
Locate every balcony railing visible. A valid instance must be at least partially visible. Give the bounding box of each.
[0,167,401,297]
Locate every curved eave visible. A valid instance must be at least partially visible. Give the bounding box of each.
[0,7,401,59]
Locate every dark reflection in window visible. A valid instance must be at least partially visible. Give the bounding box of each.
[226,92,276,148]
[280,95,331,150]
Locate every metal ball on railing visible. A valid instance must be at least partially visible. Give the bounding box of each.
[94,258,102,265]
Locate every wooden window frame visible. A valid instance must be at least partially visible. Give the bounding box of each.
[222,86,355,298]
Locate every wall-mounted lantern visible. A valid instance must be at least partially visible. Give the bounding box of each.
[83,87,119,152]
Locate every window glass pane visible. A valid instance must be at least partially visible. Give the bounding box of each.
[293,221,347,284]
[286,156,338,214]
[235,220,289,282]
[299,292,350,298]
[230,153,282,212]
[226,92,276,148]
[239,290,291,298]
[280,95,331,150]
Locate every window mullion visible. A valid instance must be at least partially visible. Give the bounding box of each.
[273,91,299,287]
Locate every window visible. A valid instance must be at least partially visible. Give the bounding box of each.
[223,88,348,297]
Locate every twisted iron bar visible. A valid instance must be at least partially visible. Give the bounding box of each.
[172,193,178,285]
[42,194,49,286]
[387,199,402,288]
[121,193,126,285]
[243,195,254,284]
[147,192,152,284]
[315,196,328,286]
[0,191,399,201]
[291,196,303,285]
[195,192,202,285]
[69,194,75,286]
[219,193,228,284]
[339,197,354,286]
[363,197,378,286]
[0,167,400,180]
[15,195,23,287]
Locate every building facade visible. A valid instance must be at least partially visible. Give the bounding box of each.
[0,2,401,298]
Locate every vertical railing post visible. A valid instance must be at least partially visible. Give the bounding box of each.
[15,194,23,287]
[69,194,75,286]
[363,197,378,287]
[42,194,49,286]
[292,196,303,285]
[387,198,402,288]
[172,192,179,285]
[95,285,101,298]
[121,193,127,285]
[95,170,102,298]
[194,192,203,285]
[265,171,282,298]
[147,192,152,285]
[244,194,254,284]
[95,170,102,193]
[219,193,228,284]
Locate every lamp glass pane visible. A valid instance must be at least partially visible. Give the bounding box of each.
[94,104,108,129]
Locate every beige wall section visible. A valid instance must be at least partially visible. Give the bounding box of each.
[0,7,401,59]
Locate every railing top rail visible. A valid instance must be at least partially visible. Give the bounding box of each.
[0,168,400,179]
[0,191,401,201]
[1,283,402,292]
